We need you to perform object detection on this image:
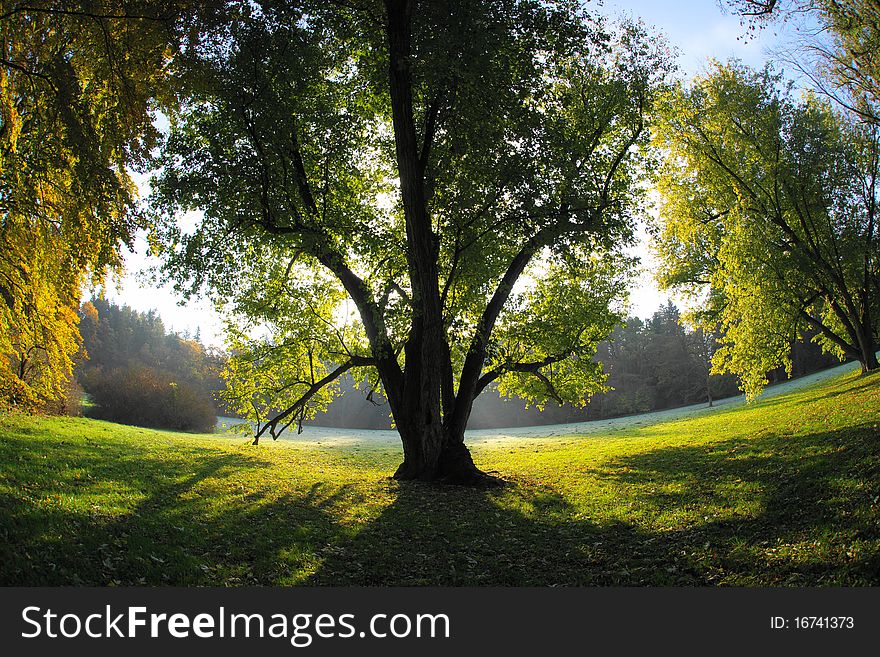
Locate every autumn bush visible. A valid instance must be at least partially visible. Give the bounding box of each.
[84,366,216,433]
[0,368,40,412]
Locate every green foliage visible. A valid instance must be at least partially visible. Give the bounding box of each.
[0,2,179,407]
[654,62,880,397]
[491,252,632,409]
[85,365,216,433]
[216,260,367,431]
[1,366,877,585]
[149,1,672,443]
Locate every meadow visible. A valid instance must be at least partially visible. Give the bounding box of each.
[1,368,878,586]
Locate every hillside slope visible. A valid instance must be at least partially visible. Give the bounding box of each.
[1,368,878,585]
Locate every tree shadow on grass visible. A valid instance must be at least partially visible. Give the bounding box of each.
[308,477,697,586]
[0,436,364,586]
[785,373,880,407]
[307,422,880,586]
[578,422,880,585]
[2,417,877,586]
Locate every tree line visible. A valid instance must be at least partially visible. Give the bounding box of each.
[314,300,841,429]
[68,297,840,433]
[76,298,224,432]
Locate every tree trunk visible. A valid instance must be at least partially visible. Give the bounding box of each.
[381,0,501,487]
[706,369,713,408]
[858,337,879,373]
[393,421,501,486]
[384,334,500,486]
[850,315,879,373]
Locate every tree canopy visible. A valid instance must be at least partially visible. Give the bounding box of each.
[655,62,879,397]
[0,1,186,407]
[150,0,670,483]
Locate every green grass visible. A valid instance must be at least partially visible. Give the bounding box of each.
[1,369,879,586]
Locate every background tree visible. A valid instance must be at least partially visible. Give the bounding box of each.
[217,298,832,431]
[77,298,224,431]
[655,62,879,398]
[686,326,717,407]
[724,0,880,124]
[150,0,671,483]
[78,298,225,401]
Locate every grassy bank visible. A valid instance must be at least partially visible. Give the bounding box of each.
[1,369,878,586]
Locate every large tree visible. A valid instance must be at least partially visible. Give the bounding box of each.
[150,0,668,484]
[655,62,879,398]
[0,1,193,407]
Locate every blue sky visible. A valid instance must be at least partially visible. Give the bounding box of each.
[601,0,788,75]
[109,1,799,347]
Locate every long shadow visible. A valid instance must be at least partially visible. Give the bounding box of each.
[307,477,758,586]
[307,421,880,586]
[307,480,635,586]
[303,480,695,586]
[3,415,878,586]
[787,373,879,407]
[0,434,360,585]
[577,422,880,585]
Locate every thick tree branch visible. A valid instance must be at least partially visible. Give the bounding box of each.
[474,352,572,397]
[385,0,449,441]
[446,217,572,435]
[445,87,642,437]
[255,355,375,442]
[798,308,859,359]
[420,92,443,169]
[238,108,403,395]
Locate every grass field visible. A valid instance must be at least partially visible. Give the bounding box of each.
[1,368,878,586]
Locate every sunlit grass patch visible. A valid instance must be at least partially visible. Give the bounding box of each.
[1,369,878,586]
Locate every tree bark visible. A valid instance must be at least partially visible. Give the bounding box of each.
[857,331,879,373]
[382,0,499,486]
[393,419,500,486]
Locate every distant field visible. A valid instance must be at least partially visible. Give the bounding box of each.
[217,356,869,445]
[1,366,878,586]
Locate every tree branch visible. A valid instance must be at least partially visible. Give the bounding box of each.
[255,355,375,441]
[238,110,402,392]
[474,352,571,397]
[798,308,859,359]
[420,91,443,169]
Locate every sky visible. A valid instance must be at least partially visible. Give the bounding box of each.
[107,0,800,348]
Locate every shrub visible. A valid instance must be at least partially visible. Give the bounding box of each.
[85,366,216,433]
[0,367,40,411]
